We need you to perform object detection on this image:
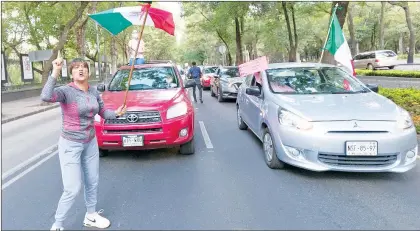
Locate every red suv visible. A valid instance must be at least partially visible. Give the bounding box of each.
[94,62,196,156]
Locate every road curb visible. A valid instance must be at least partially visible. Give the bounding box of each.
[1,104,60,124]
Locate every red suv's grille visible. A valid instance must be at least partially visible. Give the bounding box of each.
[105,111,161,124]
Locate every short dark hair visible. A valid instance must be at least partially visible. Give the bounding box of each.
[192,61,196,65]
[69,58,89,73]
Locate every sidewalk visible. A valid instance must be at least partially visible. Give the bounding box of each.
[2,83,99,124]
[1,96,60,124]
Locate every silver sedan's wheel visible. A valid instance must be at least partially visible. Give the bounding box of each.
[263,132,274,161]
[237,106,248,130]
[262,128,284,169]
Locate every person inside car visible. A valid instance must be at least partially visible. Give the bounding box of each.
[127,30,145,65]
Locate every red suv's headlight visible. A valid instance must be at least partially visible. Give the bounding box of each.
[167,101,188,119]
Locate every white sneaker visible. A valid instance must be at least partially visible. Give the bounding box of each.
[50,225,63,230]
[83,209,111,229]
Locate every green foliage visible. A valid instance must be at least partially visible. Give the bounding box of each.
[378,87,420,133]
[356,69,420,78]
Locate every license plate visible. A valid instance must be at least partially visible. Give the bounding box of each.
[345,141,378,156]
[122,135,144,147]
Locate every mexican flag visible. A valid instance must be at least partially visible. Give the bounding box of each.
[89,4,175,36]
[324,12,355,76]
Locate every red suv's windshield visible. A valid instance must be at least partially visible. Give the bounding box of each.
[108,67,179,91]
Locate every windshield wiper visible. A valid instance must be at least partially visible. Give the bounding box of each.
[330,91,359,94]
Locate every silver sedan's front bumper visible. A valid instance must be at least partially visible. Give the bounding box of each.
[271,121,418,172]
[221,84,239,99]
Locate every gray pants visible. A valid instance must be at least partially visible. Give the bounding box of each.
[53,136,99,227]
[192,78,202,101]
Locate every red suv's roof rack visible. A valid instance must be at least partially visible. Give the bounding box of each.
[145,60,173,64]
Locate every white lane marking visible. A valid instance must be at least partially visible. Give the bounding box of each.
[199,121,213,149]
[2,151,57,190]
[2,144,57,180]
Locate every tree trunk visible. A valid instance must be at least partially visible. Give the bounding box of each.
[235,17,244,65]
[75,2,97,58]
[76,25,86,58]
[371,22,377,50]
[41,2,89,84]
[347,3,357,55]
[356,42,360,54]
[216,30,233,65]
[399,33,404,54]
[111,36,117,75]
[252,39,258,59]
[379,2,385,49]
[281,2,296,62]
[388,2,415,63]
[321,1,349,64]
[402,4,415,63]
[291,4,298,61]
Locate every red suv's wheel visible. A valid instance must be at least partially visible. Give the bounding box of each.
[180,137,195,155]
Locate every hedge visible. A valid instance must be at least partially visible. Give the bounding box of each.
[356,69,420,78]
[378,87,420,133]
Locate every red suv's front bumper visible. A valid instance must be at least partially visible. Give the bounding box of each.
[95,112,194,151]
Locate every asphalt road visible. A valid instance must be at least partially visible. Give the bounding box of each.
[2,90,420,230]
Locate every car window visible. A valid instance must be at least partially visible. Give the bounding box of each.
[220,67,239,78]
[376,50,397,58]
[266,67,368,95]
[204,67,217,74]
[245,74,253,86]
[108,67,178,91]
[368,53,375,59]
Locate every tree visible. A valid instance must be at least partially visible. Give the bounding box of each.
[321,1,349,64]
[281,2,298,62]
[389,1,416,63]
[379,2,386,49]
[347,3,357,55]
[41,2,89,84]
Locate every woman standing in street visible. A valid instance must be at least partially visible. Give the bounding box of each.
[41,57,126,230]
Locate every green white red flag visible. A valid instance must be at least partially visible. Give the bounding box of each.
[324,9,355,76]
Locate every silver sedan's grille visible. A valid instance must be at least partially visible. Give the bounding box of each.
[318,153,398,167]
[105,111,161,124]
[233,82,242,88]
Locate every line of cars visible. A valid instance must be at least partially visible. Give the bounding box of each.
[199,62,417,173]
[94,60,417,173]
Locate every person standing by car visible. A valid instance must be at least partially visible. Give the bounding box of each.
[127,30,145,65]
[188,61,203,103]
[41,57,126,231]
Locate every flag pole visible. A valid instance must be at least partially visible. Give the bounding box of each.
[319,3,339,63]
[122,4,150,108]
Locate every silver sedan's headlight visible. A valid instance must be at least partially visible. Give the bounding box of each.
[396,107,413,129]
[278,109,313,130]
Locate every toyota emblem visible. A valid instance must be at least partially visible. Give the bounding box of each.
[126,114,138,123]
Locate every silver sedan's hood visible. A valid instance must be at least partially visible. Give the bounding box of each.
[275,92,399,121]
[226,77,244,83]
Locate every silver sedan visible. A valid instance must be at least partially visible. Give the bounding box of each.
[236,62,418,172]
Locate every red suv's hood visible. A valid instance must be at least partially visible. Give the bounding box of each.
[101,89,182,111]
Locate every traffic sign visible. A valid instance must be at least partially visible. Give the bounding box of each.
[218,45,226,54]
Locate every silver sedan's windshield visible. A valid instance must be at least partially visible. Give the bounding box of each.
[266,67,369,94]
